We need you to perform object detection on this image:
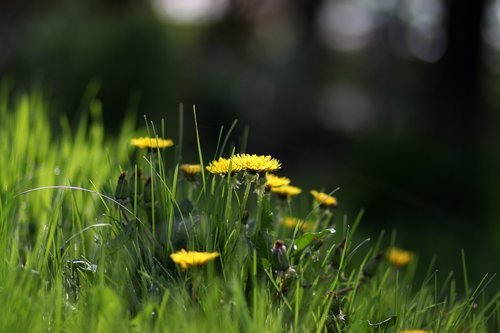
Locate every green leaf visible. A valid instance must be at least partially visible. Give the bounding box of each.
[253,229,273,267]
[291,228,336,255]
[260,257,271,270]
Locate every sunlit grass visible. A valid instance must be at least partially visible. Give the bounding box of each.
[0,87,498,332]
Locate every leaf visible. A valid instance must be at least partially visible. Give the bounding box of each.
[260,257,271,270]
[291,228,336,255]
[253,229,273,264]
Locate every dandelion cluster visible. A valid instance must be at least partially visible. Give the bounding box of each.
[101,131,476,332]
[3,95,493,333]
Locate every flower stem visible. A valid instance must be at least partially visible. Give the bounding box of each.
[254,188,264,239]
[239,174,253,223]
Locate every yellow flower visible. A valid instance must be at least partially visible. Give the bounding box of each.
[180,164,201,175]
[231,154,281,173]
[281,216,314,231]
[130,137,174,149]
[387,247,412,267]
[310,190,338,207]
[180,164,202,182]
[170,249,220,270]
[271,185,302,198]
[400,330,431,333]
[206,157,241,174]
[266,173,291,188]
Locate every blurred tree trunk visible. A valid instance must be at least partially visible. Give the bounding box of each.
[284,0,325,126]
[276,0,331,147]
[434,0,486,135]
[426,0,487,231]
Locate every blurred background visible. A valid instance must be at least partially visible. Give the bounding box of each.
[1,0,499,287]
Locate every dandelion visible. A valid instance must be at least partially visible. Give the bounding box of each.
[387,247,412,267]
[170,249,220,270]
[271,185,302,199]
[206,157,241,175]
[266,173,290,188]
[130,136,174,149]
[310,190,338,207]
[231,154,281,173]
[180,164,201,182]
[281,216,314,231]
[180,164,201,175]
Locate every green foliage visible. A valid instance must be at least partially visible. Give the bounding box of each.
[0,89,498,332]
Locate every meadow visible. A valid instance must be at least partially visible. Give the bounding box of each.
[0,87,498,332]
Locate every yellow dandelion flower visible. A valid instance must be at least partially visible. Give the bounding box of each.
[231,154,281,173]
[180,164,202,182]
[206,157,241,174]
[310,190,338,207]
[281,216,314,231]
[180,164,201,175]
[130,137,174,149]
[271,185,302,198]
[170,249,220,270]
[266,173,291,188]
[400,330,431,333]
[387,247,412,267]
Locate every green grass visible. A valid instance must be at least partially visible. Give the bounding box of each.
[0,88,498,332]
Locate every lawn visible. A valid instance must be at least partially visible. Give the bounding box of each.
[0,88,498,332]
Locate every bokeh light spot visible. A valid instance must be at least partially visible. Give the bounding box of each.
[316,1,375,52]
[152,0,229,24]
[317,84,374,134]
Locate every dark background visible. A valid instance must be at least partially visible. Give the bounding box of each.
[1,0,499,287]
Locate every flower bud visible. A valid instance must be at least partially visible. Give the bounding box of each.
[114,172,129,205]
[271,240,290,272]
